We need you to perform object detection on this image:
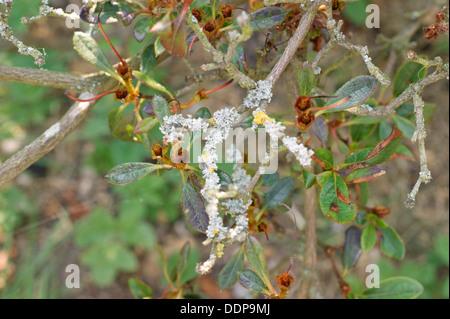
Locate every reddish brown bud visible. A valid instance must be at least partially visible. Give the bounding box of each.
[370,205,391,218]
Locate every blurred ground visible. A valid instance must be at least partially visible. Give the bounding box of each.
[0,0,448,299]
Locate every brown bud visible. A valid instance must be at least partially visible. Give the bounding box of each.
[370,205,391,218]
[115,90,128,100]
[276,273,295,289]
[294,95,312,113]
[152,144,163,157]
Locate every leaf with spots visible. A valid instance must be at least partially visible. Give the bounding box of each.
[319,174,357,224]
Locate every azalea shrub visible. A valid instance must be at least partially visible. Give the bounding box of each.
[0,0,448,299]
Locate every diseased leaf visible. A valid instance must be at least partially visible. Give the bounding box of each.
[322,76,378,113]
[319,174,357,224]
[133,71,173,99]
[313,148,334,170]
[366,126,403,164]
[361,224,377,251]
[379,225,405,259]
[106,162,163,185]
[153,95,171,124]
[73,32,121,82]
[345,165,387,184]
[238,269,270,295]
[182,182,209,233]
[128,278,153,299]
[218,246,245,290]
[341,226,362,275]
[362,277,423,299]
[263,177,294,209]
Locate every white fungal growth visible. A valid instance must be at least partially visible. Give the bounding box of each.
[243,80,273,109]
[282,136,314,166]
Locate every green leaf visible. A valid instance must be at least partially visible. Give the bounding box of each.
[141,44,157,74]
[217,169,232,188]
[362,277,423,299]
[351,123,377,142]
[322,76,378,113]
[134,117,158,134]
[359,182,370,206]
[239,115,254,129]
[302,170,316,189]
[344,148,372,165]
[319,174,357,224]
[238,269,270,295]
[154,36,165,56]
[392,115,415,139]
[379,225,405,259]
[361,224,377,251]
[393,61,428,97]
[73,32,122,82]
[342,0,371,26]
[316,171,333,186]
[244,235,270,284]
[134,18,156,42]
[297,63,314,96]
[313,148,334,170]
[174,242,191,280]
[218,246,245,291]
[246,6,287,30]
[153,95,171,124]
[128,278,153,299]
[133,70,173,99]
[395,144,414,161]
[108,107,138,142]
[182,182,209,233]
[262,172,279,186]
[341,226,362,275]
[106,162,163,185]
[194,107,212,119]
[263,177,294,209]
